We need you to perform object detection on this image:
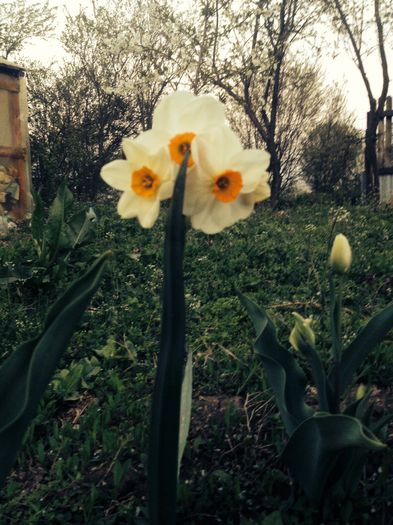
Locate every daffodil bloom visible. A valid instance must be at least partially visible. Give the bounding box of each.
[183,126,270,234]
[329,234,352,274]
[136,91,227,171]
[100,139,173,228]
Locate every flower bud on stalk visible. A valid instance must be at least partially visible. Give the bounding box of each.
[329,234,352,274]
[356,383,366,401]
[289,312,316,351]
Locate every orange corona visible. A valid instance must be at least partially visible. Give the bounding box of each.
[212,170,243,203]
[131,166,161,198]
[169,132,196,167]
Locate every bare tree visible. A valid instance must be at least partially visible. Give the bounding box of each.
[323,0,390,195]
[187,0,321,206]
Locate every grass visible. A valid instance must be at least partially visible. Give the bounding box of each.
[0,197,392,524]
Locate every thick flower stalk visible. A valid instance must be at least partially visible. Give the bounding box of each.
[100,90,271,525]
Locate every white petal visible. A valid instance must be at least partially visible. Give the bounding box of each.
[230,149,270,193]
[177,96,226,134]
[243,180,271,204]
[134,129,170,152]
[192,126,242,175]
[122,139,150,164]
[183,167,212,216]
[101,160,132,191]
[117,191,140,218]
[153,92,195,132]
[138,199,160,228]
[117,192,160,228]
[158,179,175,200]
[149,146,173,182]
[191,197,254,234]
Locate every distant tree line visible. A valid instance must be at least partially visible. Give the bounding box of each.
[1,0,390,204]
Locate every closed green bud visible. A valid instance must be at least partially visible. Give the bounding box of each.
[289,312,316,351]
[329,234,352,274]
[356,383,366,401]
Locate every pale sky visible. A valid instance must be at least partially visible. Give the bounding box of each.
[21,0,393,130]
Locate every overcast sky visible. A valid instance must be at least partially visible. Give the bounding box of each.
[22,0,393,130]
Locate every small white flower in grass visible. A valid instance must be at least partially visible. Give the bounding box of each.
[136,91,227,171]
[100,139,173,228]
[183,126,270,234]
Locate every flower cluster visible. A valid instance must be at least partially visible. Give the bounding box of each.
[101,92,270,233]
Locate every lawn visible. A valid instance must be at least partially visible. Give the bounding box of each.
[0,197,392,524]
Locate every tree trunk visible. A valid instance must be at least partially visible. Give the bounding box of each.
[365,109,379,195]
[269,149,281,208]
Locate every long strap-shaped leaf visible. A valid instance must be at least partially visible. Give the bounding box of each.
[0,251,110,486]
[296,340,330,412]
[281,413,385,504]
[335,302,393,395]
[148,154,189,525]
[239,294,313,435]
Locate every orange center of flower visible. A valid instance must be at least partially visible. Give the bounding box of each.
[169,132,196,167]
[212,170,243,203]
[131,166,161,198]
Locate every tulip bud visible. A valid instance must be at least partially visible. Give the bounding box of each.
[356,383,366,401]
[289,312,316,351]
[329,234,352,274]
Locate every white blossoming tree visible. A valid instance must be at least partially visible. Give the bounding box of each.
[0,0,56,60]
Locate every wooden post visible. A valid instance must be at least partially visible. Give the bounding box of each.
[385,96,392,163]
[377,119,384,166]
[0,59,32,219]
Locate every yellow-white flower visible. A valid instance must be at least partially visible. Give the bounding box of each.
[183,126,270,234]
[289,312,316,351]
[100,139,173,228]
[329,234,352,274]
[136,91,227,171]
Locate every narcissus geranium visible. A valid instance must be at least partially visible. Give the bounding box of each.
[183,126,270,234]
[136,91,227,170]
[100,139,173,228]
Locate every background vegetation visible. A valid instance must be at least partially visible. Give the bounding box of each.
[0,198,392,523]
[0,0,392,522]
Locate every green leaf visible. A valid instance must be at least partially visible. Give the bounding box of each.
[148,152,189,525]
[337,303,393,395]
[59,208,96,252]
[281,413,385,503]
[295,339,330,412]
[178,349,192,473]
[46,181,74,263]
[262,511,283,525]
[31,188,45,257]
[239,294,313,435]
[0,251,110,487]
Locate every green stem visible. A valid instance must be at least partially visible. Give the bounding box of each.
[148,153,189,525]
[330,273,343,413]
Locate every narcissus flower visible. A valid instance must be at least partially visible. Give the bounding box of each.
[289,312,316,351]
[329,234,352,274]
[136,91,227,170]
[183,126,270,234]
[100,139,173,228]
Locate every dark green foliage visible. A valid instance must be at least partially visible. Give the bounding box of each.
[0,251,109,487]
[302,119,361,196]
[148,155,188,525]
[0,200,392,523]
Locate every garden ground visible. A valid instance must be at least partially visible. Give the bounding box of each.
[0,197,392,524]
